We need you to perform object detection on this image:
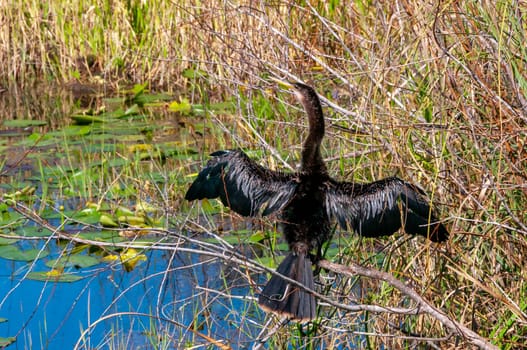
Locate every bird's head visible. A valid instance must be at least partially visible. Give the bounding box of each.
[269,78,317,106]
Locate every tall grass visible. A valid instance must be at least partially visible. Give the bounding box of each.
[1,0,526,348]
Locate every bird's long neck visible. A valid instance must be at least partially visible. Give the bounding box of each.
[299,92,327,174]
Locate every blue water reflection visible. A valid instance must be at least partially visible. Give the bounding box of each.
[0,239,265,349]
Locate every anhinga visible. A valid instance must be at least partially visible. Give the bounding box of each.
[185,80,449,322]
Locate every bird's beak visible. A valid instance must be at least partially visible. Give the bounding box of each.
[269,77,294,90]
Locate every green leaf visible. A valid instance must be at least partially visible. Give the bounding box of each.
[423,105,432,123]
[256,255,284,269]
[70,114,106,124]
[78,230,125,242]
[168,98,192,114]
[58,125,92,137]
[116,206,135,217]
[105,158,130,168]
[15,226,53,237]
[323,246,341,259]
[194,199,222,215]
[0,337,16,347]
[276,243,289,251]
[0,236,19,245]
[0,245,49,261]
[3,119,47,128]
[26,271,82,283]
[0,210,23,226]
[46,254,100,269]
[135,201,158,213]
[182,68,207,79]
[123,104,139,116]
[203,235,241,245]
[130,83,147,96]
[100,214,119,227]
[248,231,266,243]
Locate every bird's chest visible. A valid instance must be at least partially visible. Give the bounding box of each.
[282,177,328,230]
[280,185,329,250]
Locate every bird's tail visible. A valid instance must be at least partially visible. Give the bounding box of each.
[258,252,316,322]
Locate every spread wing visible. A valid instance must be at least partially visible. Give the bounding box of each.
[185,150,297,217]
[325,177,448,242]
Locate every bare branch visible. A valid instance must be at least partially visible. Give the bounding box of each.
[317,259,498,350]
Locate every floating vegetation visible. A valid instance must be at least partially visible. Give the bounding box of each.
[0,85,219,285]
[26,270,83,283]
[101,248,147,272]
[0,245,49,262]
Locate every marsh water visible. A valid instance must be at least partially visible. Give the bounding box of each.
[0,85,266,349]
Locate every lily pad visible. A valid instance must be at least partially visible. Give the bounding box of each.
[102,248,147,272]
[0,337,16,347]
[3,119,47,128]
[70,114,106,124]
[0,236,19,245]
[256,255,282,269]
[104,158,130,168]
[45,254,100,269]
[50,125,92,137]
[123,104,140,116]
[78,230,125,242]
[169,98,192,114]
[15,226,53,237]
[116,206,135,217]
[0,245,49,261]
[100,214,119,227]
[248,231,266,243]
[26,271,82,283]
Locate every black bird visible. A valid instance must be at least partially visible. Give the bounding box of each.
[185,80,449,322]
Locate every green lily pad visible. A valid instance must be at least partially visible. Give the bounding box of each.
[182,68,207,79]
[323,246,341,259]
[15,226,53,237]
[46,254,100,269]
[0,245,49,261]
[256,255,283,269]
[110,158,133,168]
[50,125,92,137]
[78,230,124,242]
[168,98,192,114]
[26,271,82,283]
[100,214,119,227]
[123,104,140,116]
[276,243,289,251]
[70,114,106,124]
[0,236,19,245]
[248,231,266,243]
[0,211,20,227]
[3,119,47,128]
[203,234,244,245]
[116,206,135,217]
[0,337,16,347]
[69,211,103,225]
